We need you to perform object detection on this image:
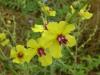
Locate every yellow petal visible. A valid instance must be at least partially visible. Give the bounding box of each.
[48,21,66,34]
[12,58,21,64]
[12,57,25,64]
[32,25,44,32]
[16,45,26,60]
[27,39,38,48]
[49,42,62,58]
[58,21,66,33]
[38,54,52,66]
[25,48,36,63]
[16,45,25,52]
[63,23,75,34]
[47,22,60,34]
[10,47,16,58]
[66,35,76,47]
[80,11,93,20]
[41,31,56,48]
[37,37,48,48]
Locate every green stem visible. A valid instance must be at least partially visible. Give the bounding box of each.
[50,64,55,75]
[79,24,97,49]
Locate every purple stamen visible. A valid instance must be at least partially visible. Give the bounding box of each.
[38,48,46,57]
[57,34,67,45]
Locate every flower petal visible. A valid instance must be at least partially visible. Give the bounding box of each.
[25,48,36,63]
[12,58,25,64]
[79,11,93,20]
[16,45,25,52]
[10,47,16,58]
[27,39,38,49]
[63,23,75,34]
[58,21,66,32]
[32,24,44,32]
[38,54,52,66]
[66,35,76,47]
[47,22,60,34]
[49,41,62,58]
[41,31,56,48]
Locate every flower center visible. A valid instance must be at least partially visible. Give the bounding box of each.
[37,48,46,57]
[17,52,24,58]
[57,34,67,45]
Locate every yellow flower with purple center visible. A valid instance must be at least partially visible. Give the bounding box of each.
[10,45,34,64]
[27,39,52,66]
[41,5,56,16]
[42,21,76,58]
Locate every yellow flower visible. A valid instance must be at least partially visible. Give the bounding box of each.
[42,21,76,58]
[79,5,93,20]
[10,45,34,64]
[27,39,52,66]
[41,5,56,16]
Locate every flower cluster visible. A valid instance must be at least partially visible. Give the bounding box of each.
[10,20,76,66]
[10,4,93,67]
